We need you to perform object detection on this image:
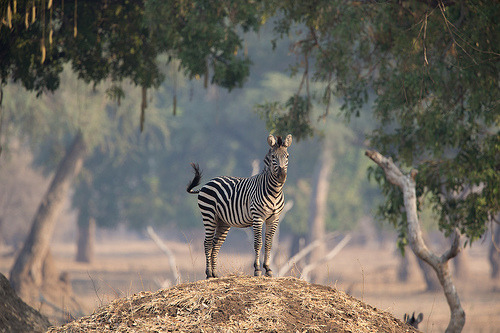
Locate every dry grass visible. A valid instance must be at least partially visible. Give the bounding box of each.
[48,275,418,333]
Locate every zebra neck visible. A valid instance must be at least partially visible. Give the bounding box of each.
[260,169,284,194]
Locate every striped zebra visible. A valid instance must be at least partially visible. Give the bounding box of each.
[187,133,292,278]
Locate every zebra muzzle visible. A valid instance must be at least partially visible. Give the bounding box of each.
[277,167,287,181]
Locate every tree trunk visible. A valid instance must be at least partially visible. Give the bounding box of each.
[411,233,441,291]
[366,150,465,333]
[76,217,96,263]
[416,255,442,291]
[9,132,86,301]
[307,139,334,284]
[489,222,500,279]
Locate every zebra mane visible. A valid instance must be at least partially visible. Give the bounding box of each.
[276,136,283,147]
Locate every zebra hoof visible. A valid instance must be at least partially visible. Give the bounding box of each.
[254,269,262,277]
[265,270,274,277]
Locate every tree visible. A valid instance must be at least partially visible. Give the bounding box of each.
[1,0,264,303]
[262,1,499,332]
[307,137,334,283]
[9,132,86,300]
[270,0,499,239]
[366,150,465,332]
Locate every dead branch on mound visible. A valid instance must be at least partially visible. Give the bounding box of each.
[300,234,352,282]
[365,149,465,333]
[278,232,338,277]
[146,226,180,287]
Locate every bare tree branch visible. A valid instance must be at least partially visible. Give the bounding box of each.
[300,234,351,282]
[147,226,181,286]
[278,232,337,277]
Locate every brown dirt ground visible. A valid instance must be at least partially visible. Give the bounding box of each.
[47,275,419,333]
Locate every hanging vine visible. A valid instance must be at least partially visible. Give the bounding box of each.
[1,0,77,63]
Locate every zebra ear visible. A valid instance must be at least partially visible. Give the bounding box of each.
[283,134,292,147]
[267,134,276,147]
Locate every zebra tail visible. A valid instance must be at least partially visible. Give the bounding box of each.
[186,163,202,194]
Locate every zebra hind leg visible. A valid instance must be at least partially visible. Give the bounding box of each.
[204,236,214,278]
[210,223,230,278]
[203,219,217,279]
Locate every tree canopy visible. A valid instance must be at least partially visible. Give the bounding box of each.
[262,0,500,245]
[1,0,263,89]
[0,0,265,133]
[2,0,498,245]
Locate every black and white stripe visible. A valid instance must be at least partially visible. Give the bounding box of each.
[187,133,292,278]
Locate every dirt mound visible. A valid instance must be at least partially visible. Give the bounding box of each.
[0,273,51,333]
[48,275,418,333]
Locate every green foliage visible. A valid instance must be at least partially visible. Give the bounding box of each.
[145,0,264,91]
[256,95,314,140]
[2,67,159,169]
[268,0,500,244]
[1,1,159,95]
[0,0,264,98]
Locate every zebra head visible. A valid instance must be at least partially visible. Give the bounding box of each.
[266,133,292,183]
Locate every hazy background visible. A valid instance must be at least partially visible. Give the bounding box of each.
[1,14,499,333]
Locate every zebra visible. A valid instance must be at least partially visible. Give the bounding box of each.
[187,133,292,279]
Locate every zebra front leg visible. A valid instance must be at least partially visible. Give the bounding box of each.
[263,219,279,277]
[252,220,264,276]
